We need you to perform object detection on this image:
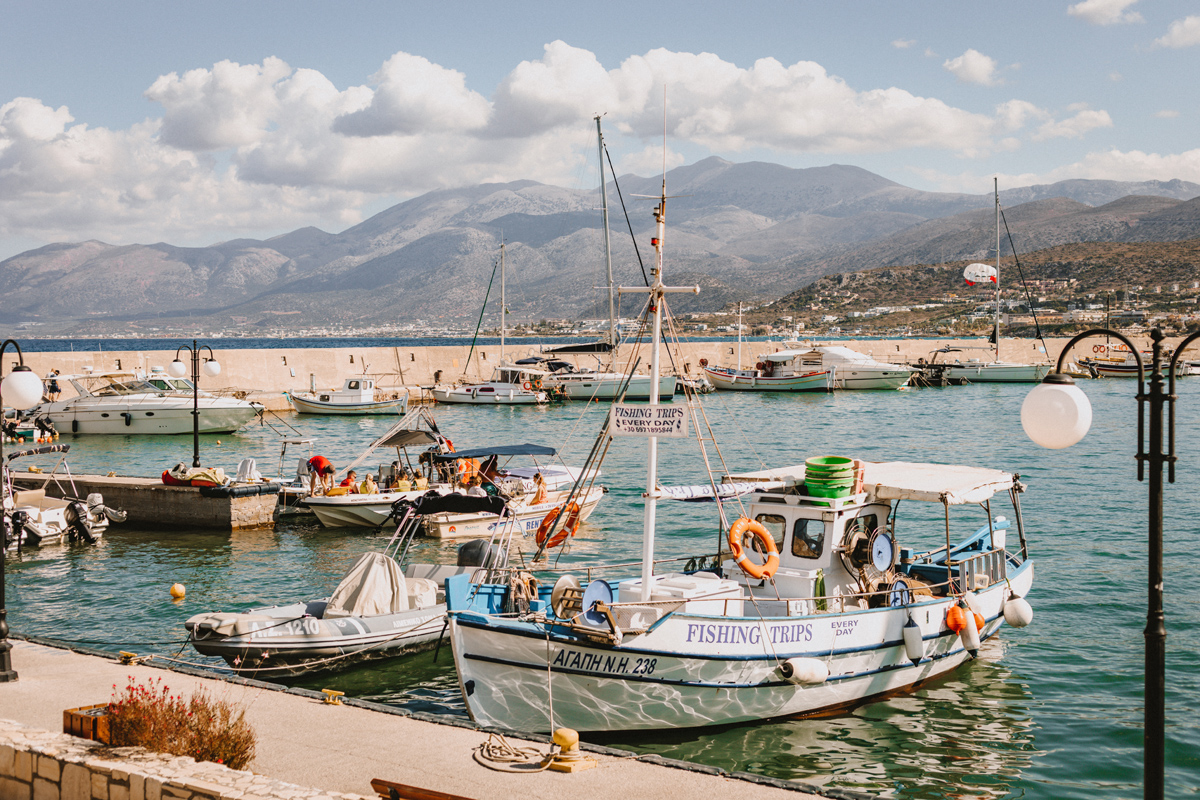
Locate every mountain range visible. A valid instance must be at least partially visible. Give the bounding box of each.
[2,158,1199,332]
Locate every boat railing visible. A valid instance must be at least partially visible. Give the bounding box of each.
[949,548,1008,592]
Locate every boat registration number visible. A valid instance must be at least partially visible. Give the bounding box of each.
[553,649,657,676]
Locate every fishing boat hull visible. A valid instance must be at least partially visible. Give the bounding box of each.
[703,367,832,392]
[422,486,605,540]
[550,374,677,402]
[942,362,1052,383]
[431,384,547,404]
[287,394,407,415]
[450,562,1032,732]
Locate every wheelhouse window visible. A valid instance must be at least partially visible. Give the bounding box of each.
[791,518,825,559]
[753,513,787,549]
[845,513,882,540]
[348,381,360,389]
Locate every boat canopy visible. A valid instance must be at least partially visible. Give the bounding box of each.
[545,341,614,354]
[431,443,557,461]
[762,350,807,362]
[659,480,787,502]
[377,429,440,449]
[6,444,70,462]
[861,461,1015,505]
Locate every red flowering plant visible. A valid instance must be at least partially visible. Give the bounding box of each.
[106,676,256,770]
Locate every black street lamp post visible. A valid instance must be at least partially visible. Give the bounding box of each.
[1021,326,1199,800]
[168,340,220,469]
[0,338,51,683]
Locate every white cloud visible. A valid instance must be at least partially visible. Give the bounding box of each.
[618,145,686,176]
[943,49,999,85]
[1033,107,1113,140]
[1067,0,1143,26]
[332,53,490,136]
[916,147,1200,192]
[1155,109,1180,119]
[1154,16,1200,48]
[892,39,916,49]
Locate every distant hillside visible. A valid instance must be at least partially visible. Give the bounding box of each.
[2,157,1198,333]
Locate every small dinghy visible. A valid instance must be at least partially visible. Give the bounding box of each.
[3,444,124,552]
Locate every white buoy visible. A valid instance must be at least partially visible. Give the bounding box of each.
[959,606,981,657]
[903,617,924,664]
[780,657,829,685]
[1003,595,1033,628]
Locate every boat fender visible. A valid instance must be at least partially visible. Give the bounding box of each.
[72,419,78,434]
[944,603,968,634]
[902,617,924,664]
[1003,594,1033,628]
[961,591,984,616]
[960,606,981,657]
[122,412,133,426]
[779,657,828,686]
[727,517,780,580]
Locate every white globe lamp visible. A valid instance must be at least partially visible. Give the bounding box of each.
[202,359,221,378]
[167,359,187,379]
[1,365,45,410]
[1021,374,1093,449]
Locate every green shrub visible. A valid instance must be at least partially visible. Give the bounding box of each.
[106,676,256,770]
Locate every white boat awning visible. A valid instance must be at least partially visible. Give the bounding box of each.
[861,461,1014,505]
[659,481,788,502]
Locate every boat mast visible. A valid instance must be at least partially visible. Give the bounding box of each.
[642,193,667,601]
[737,301,743,370]
[994,177,1000,363]
[596,115,617,352]
[500,242,506,363]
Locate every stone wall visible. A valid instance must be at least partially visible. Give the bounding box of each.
[0,719,366,800]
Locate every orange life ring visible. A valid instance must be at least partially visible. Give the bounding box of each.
[1093,345,1105,353]
[727,517,780,580]
[536,502,581,548]
[699,358,708,367]
[522,381,532,390]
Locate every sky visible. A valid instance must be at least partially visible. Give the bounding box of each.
[1,0,1198,261]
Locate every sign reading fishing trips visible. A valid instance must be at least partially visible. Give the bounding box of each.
[609,404,689,438]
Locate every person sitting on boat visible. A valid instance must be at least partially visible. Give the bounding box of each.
[413,471,429,490]
[340,470,359,493]
[394,468,412,492]
[306,455,335,495]
[531,472,548,505]
[359,473,379,495]
[467,475,488,497]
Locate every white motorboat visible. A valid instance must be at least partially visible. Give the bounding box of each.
[703,351,833,392]
[446,179,1035,734]
[28,370,260,435]
[3,444,124,552]
[433,243,548,406]
[287,377,408,415]
[781,344,914,390]
[185,510,517,676]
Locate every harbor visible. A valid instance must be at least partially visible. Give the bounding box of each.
[3,371,1198,798]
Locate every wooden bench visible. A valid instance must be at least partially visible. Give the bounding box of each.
[370,779,479,800]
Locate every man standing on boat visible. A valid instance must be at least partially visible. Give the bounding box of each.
[306,455,335,495]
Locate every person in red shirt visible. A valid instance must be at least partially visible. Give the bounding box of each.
[306,455,335,495]
[339,470,359,493]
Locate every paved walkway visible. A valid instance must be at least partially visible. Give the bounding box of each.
[1,639,848,800]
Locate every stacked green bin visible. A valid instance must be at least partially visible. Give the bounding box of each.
[803,456,856,505]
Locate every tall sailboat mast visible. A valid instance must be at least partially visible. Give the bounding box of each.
[641,194,667,601]
[500,242,506,363]
[596,115,616,350]
[737,301,744,370]
[994,177,1000,363]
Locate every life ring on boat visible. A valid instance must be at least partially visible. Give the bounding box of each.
[536,502,582,548]
[755,361,765,372]
[522,381,532,390]
[444,438,455,453]
[727,517,780,580]
[1093,345,1105,353]
[699,358,708,367]
[532,377,543,390]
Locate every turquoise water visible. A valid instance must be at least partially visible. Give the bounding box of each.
[5,382,1200,799]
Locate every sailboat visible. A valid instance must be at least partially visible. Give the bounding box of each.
[446,169,1036,733]
[431,243,549,405]
[535,116,677,402]
[943,179,1052,384]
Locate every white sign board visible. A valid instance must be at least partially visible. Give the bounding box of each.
[609,404,689,438]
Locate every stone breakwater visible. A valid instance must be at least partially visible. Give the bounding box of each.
[14,336,1162,411]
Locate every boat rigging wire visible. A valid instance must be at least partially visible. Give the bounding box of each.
[998,203,1051,359]
[463,250,502,375]
[605,142,650,287]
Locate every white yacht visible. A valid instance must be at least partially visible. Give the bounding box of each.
[783,344,914,390]
[28,370,260,435]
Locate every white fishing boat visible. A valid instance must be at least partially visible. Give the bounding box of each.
[446,179,1036,734]
[27,370,260,435]
[185,508,517,676]
[781,344,914,390]
[287,377,408,415]
[432,243,548,406]
[702,351,833,392]
[2,444,124,551]
[944,179,1052,384]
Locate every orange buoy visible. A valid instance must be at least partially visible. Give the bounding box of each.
[973,611,985,632]
[945,604,968,634]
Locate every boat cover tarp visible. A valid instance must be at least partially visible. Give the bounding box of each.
[377,429,440,448]
[861,461,1014,505]
[545,341,614,354]
[406,492,509,517]
[659,481,788,502]
[5,444,70,461]
[326,552,408,617]
[431,443,556,461]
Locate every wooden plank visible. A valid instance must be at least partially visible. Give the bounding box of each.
[369,778,480,800]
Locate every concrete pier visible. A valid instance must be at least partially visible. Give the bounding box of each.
[9,474,280,531]
[12,336,1136,413]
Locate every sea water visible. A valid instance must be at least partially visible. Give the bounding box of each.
[5,381,1199,799]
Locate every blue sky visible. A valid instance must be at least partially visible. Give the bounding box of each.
[1,0,1197,260]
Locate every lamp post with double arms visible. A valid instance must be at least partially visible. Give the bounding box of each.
[0,339,51,683]
[168,340,221,469]
[1021,326,1198,800]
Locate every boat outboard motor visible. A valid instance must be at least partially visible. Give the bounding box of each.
[2,513,13,553]
[87,492,127,523]
[457,538,501,568]
[64,501,97,543]
[10,510,31,549]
